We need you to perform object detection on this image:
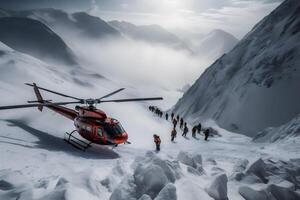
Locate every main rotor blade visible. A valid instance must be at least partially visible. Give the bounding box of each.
[99,97,163,103]
[0,101,81,110]
[97,88,125,101]
[25,83,82,101]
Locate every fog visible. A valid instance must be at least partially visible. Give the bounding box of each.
[67,37,211,91]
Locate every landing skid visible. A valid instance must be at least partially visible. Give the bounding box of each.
[64,130,92,151]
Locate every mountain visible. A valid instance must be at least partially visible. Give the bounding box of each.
[108,20,192,52]
[0,17,77,66]
[253,113,300,142]
[0,8,122,39]
[193,29,239,60]
[172,0,300,137]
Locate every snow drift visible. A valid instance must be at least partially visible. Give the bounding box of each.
[172,0,300,137]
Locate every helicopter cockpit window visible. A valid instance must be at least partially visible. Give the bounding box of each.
[98,128,103,137]
[105,123,125,136]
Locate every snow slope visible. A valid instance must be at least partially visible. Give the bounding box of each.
[172,0,300,137]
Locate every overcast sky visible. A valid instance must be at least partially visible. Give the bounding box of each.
[0,0,283,38]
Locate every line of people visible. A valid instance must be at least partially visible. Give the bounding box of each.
[149,106,210,151]
[149,106,163,118]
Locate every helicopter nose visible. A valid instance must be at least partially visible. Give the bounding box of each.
[114,132,128,144]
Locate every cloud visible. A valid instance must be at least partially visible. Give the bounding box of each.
[87,0,99,15]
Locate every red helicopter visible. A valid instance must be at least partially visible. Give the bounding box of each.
[0,83,163,150]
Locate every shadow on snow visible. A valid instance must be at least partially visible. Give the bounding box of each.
[1,119,120,159]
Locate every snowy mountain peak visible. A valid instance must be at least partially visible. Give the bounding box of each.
[172,0,300,137]
[192,29,238,60]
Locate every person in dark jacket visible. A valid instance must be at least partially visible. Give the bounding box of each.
[182,125,189,137]
[197,123,202,134]
[204,129,210,141]
[192,126,197,138]
[171,113,174,120]
[180,118,184,129]
[153,134,161,151]
[165,113,169,121]
[173,118,178,129]
[171,128,177,142]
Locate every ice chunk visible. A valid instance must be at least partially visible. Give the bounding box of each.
[267,184,300,200]
[152,157,176,183]
[138,194,152,200]
[154,183,177,200]
[206,158,217,165]
[239,184,300,200]
[187,166,201,176]
[110,175,137,200]
[177,151,197,168]
[245,158,268,183]
[239,186,272,200]
[205,174,228,200]
[232,159,249,173]
[192,154,203,165]
[196,164,206,175]
[134,164,168,199]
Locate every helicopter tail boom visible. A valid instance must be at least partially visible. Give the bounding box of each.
[33,83,44,111]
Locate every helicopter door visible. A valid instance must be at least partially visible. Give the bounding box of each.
[96,127,105,140]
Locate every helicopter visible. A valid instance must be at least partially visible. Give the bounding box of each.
[0,83,163,151]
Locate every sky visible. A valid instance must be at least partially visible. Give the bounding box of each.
[0,0,283,38]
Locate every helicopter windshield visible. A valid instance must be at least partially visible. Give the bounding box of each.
[105,123,125,136]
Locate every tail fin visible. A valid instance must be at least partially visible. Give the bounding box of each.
[32,83,44,111]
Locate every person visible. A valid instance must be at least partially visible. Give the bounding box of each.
[180,118,184,129]
[197,123,202,134]
[184,122,187,128]
[204,128,210,141]
[172,118,178,129]
[192,126,197,137]
[182,125,189,137]
[176,115,180,121]
[153,134,161,151]
[165,113,169,121]
[171,113,174,120]
[171,128,177,142]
